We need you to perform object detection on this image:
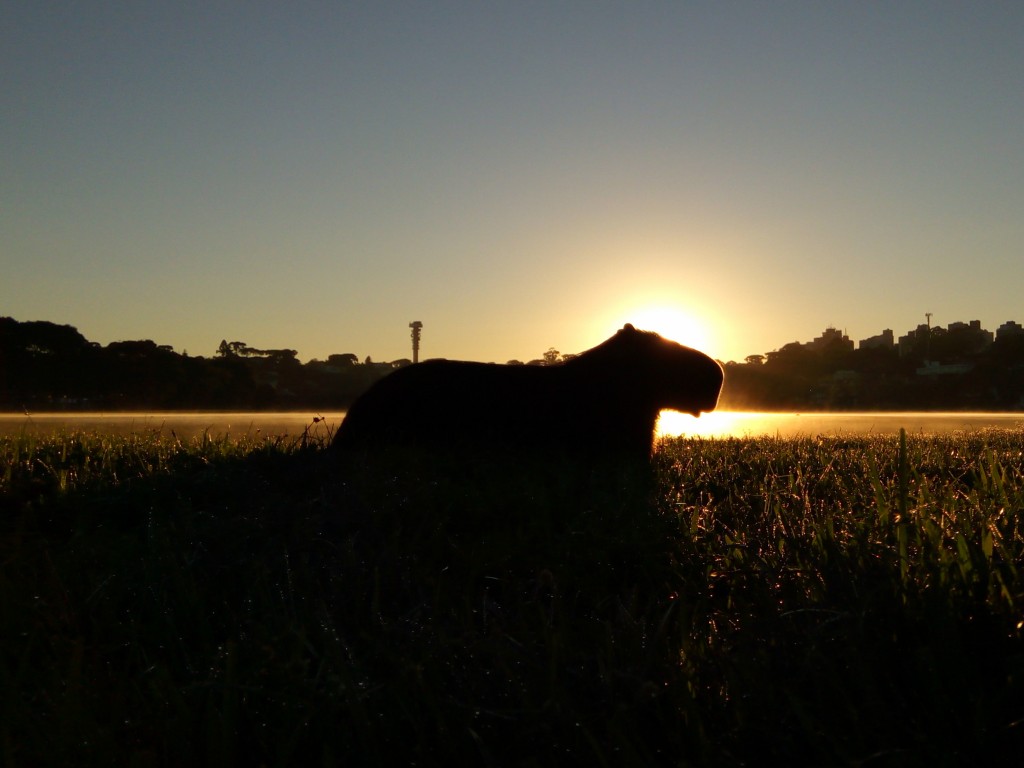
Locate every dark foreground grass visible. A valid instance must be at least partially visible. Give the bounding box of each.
[2,425,1024,766]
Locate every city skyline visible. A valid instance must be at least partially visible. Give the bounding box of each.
[4,3,1023,365]
[745,316,1024,363]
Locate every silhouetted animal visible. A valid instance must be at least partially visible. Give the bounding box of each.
[332,324,723,462]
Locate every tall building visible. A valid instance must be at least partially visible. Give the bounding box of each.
[900,319,994,358]
[859,329,895,351]
[805,326,853,352]
[996,320,1024,340]
[945,320,993,353]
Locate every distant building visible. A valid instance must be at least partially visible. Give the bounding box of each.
[805,326,853,353]
[945,320,993,354]
[899,319,993,359]
[898,324,931,358]
[859,328,895,351]
[996,320,1024,340]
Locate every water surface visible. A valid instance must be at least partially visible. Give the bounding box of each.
[659,410,1024,439]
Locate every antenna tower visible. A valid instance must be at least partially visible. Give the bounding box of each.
[925,312,932,362]
[409,321,423,364]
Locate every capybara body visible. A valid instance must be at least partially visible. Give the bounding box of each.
[332,324,723,461]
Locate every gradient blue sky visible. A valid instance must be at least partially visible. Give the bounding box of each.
[4,2,1022,364]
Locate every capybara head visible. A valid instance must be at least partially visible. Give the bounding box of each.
[594,324,723,416]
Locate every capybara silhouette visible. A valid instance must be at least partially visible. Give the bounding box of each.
[332,324,723,461]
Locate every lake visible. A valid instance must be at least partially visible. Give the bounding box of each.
[2,410,1023,441]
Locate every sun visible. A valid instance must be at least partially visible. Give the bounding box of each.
[619,305,716,354]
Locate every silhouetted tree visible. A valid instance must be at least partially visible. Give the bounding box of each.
[327,353,359,367]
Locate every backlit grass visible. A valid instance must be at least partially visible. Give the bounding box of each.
[2,427,1023,765]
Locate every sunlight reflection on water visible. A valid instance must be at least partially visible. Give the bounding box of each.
[657,410,1024,439]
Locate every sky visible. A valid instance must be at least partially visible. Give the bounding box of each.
[3,1,1023,365]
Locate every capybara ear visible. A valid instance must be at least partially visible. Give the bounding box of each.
[621,323,636,333]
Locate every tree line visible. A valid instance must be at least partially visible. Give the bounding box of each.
[0,318,396,410]
[3,316,1024,411]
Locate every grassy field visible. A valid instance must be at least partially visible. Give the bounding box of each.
[2,424,1023,766]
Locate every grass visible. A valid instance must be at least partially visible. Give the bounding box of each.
[2,424,1024,766]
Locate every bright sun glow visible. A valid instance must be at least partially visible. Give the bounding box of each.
[619,305,715,354]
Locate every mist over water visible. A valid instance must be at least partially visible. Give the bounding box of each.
[2,411,1024,442]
